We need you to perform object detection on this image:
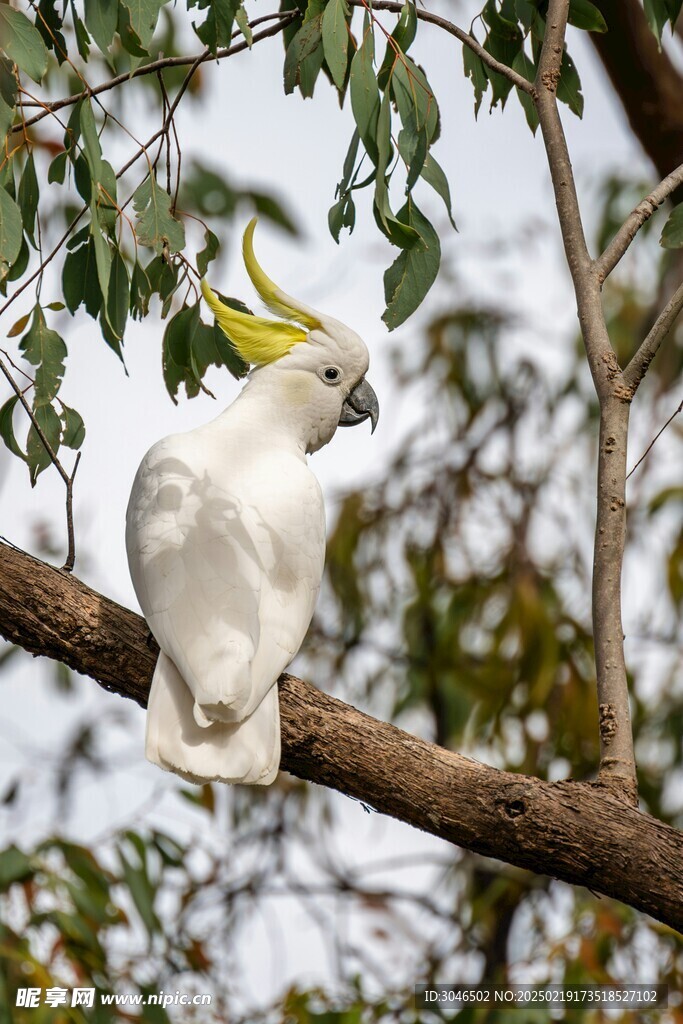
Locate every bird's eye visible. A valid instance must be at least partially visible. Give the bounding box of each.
[322,366,341,383]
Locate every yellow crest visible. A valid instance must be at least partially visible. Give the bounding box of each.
[201,219,320,366]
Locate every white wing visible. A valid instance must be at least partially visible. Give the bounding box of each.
[126,431,325,784]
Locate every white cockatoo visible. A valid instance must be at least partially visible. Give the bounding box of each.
[126,220,378,785]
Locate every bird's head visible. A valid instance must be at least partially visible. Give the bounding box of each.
[201,219,379,453]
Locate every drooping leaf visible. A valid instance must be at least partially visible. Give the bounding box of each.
[130,260,152,320]
[18,151,39,248]
[512,50,539,133]
[120,0,168,51]
[283,15,325,98]
[194,0,239,52]
[60,404,86,449]
[105,248,130,341]
[377,1,417,91]
[0,845,33,890]
[197,227,220,276]
[0,395,26,461]
[18,305,67,407]
[84,0,119,54]
[322,0,350,90]
[48,150,69,184]
[90,200,112,304]
[162,303,202,402]
[26,401,62,485]
[481,0,524,107]
[36,0,68,64]
[235,6,253,47]
[0,6,49,83]
[557,48,584,118]
[0,187,23,281]
[350,24,380,164]
[660,203,683,248]
[568,0,608,32]
[79,99,103,183]
[133,176,186,254]
[62,239,102,317]
[382,200,441,330]
[420,153,456,229]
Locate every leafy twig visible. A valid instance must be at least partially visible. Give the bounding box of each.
[0,354,80,571]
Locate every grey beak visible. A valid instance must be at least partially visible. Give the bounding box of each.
[338,378,379,434]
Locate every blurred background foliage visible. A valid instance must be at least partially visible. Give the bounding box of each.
[0,0,683,1021]
[2,169,683,1020]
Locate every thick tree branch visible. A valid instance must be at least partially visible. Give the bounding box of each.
[623,279,683,394]
[590,0,683,199]
[595,162,683,283]
[534,0,636,802]
[0,541,681,931]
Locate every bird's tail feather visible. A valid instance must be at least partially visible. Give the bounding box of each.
[146,652,279,785]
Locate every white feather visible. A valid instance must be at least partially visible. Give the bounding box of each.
[126,306,371,786]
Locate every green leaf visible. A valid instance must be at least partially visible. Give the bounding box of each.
[90,202,112,305]
[0,187,23,281]
[18,305,67,407]
[36,0,68,64]
[511,50,539,133]
[193,319,249,382]
[322,0,350,90]
[391,58,439,141]
[130,260,152,319]
[377,1,417,90]
[568,0,608,32]
[328,192,355,242]
[247,192,298,234]
[70,0,91,60]
[283,15,325,98]
[0,6,49,83]
[0,396,26,461]
[0,845,33,890]
[120,0,168,50]
[26,402,62,485]
[463,46,489,117]
[48,150,68,184]
[557,48,583,118]
[18,152,39,248]
[481,0,524,107]
[118,843,160,938]
[62,240,102,317]
[660,203,683,248]
[79,100,103,183]
[162,303,202,402]
[644,0,671,41]
[235,5,252,47]
[420,153,456,229]
[197,227,220,276]
[382,200,440,330]
[105,248,130,341]
[194,0,238,52]
[84,0,118,54]
[60,404,85,449]
[0,94,14,141]
[350,24,380,164]
[133,176,186,254]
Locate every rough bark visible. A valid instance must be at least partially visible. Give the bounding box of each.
[1,540,682,933]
